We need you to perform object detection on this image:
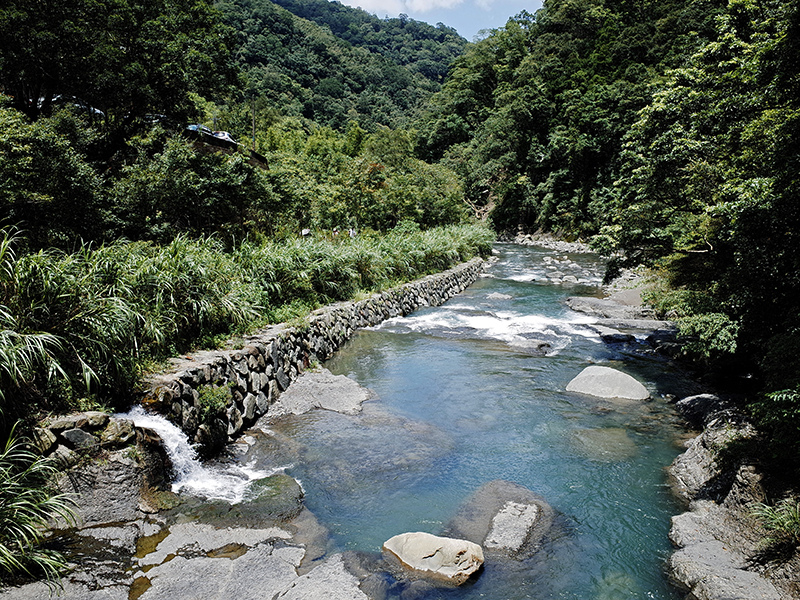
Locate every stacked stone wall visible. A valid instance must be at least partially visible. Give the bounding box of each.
[143,258,484,447]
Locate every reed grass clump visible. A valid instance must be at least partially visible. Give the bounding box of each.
[0,224,493,423]
[752,498,800,549]
[0,423,77,584]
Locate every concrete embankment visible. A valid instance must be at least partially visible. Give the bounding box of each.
[142,257,485,448]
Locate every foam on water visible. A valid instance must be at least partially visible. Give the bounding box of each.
[119,406,278,503]
[373,304,600,354]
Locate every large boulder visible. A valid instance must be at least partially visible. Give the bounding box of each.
[566,365,649,401]
[382,532,484,585]
[444,480,555,558]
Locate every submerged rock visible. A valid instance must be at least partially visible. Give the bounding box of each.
[240,473,305,522]
[382,532,484,585]
[566,365,649,401]
[570,427,639,461]
[444,480,555,558]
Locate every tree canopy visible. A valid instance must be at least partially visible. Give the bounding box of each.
[0,0,237,135]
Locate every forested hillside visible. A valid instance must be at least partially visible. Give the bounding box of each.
[419,0,799,461]
[215,0,463,130]
[271,0,466,83]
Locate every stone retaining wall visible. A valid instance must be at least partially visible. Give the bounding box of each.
[143,258,485,449]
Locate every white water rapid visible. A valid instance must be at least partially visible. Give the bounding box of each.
[119,406,277,503]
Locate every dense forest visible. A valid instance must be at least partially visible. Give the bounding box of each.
[414,0,800,458]
[1,0,800,581]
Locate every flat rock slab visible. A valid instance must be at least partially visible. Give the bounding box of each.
[138,522,292,568]
[138,544,304,600]
[0,580,129,600]
[268,368,371,417]
[669,540,781,600]
[444,480,555,558]
[277,554,369,600]
[382,532,484,585]
[566,365,649,401]
[483,501,541,552]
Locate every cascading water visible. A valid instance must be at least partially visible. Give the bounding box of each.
[118,406,278,503]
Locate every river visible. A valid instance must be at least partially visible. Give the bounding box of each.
[231,243,694,599]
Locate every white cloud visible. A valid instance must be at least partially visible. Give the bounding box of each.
[406,0,466,11]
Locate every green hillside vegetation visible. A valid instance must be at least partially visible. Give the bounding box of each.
[270,0,466,83]
[215,0,447,130]
[418,0,800,460]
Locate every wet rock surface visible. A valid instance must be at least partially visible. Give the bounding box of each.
[666,395,784,600]
[444,480,555,559]
[268,367,372,417]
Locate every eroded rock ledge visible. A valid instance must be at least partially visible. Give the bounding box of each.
[667,394,784,600]
[142,258,484,449]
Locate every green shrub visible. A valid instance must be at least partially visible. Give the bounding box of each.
[749,388,800,461]
[752,497,800,550]
[0,423,76,584]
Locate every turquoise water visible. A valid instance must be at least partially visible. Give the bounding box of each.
[259,245,696,599]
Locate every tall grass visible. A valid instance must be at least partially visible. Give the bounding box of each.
[0,224,493,420]
[0,423,76,584]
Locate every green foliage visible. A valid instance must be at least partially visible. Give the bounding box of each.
[750,389,800,460]
[216,0,441,131]
[416,0,722,233]
[108,130,279,244]
[270,0,466,84]
[0,105,103,248]
[600,0,800,385]
[752,497,800,550]
[0,0,237,137]
[197,384,231,423]
[676,313,739,361]
[0,423,76,584]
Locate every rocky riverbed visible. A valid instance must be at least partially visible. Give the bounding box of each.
[2,369,567,600]
[6,244,798,600]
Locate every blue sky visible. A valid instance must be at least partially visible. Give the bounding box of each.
[335,0,545,41]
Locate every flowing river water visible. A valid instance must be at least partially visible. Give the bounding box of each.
[123,243,699,599]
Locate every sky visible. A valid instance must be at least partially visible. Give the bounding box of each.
[335,0,544,41]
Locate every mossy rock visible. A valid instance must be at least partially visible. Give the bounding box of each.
[239,473,304,522]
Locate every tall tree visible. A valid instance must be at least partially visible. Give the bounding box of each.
[0,0,237,136]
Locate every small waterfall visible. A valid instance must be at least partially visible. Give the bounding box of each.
[119,406,277,504]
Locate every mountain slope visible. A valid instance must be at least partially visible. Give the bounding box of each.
[216,0,460,130]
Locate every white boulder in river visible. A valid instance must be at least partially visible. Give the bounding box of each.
[382,532,484,584]
[566,365,649,401]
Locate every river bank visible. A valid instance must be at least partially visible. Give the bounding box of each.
[566,263,797,599]
[6,242,796,599]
